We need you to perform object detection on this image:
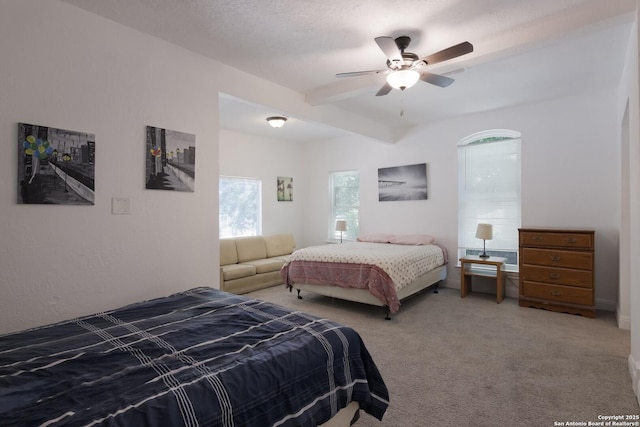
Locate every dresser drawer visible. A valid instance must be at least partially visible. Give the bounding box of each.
[520,248,593,270]
[520,265,592,288]
[522,281,593,306]
[519,231,593,249]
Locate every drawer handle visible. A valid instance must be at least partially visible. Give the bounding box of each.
[549,273,560,279]
[567,238,577,244]
[551,291,561,296]
[532,236,543,241]
[551,255,561,262]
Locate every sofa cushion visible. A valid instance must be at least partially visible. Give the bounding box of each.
[235,236,267,263]
[220,239,238,266]
[264,233,295,258]
[222,263,256,281]
[269,254,291,263]
[222,271,284,295]
[243,258,285,274]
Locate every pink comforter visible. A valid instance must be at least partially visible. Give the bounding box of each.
[281,260,401,312]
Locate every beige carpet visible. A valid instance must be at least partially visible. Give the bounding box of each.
[247,285,639,427]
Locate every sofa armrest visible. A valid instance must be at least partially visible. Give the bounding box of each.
[220,239,238,266]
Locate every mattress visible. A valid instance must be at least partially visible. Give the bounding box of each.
[281,242,446,312]
[0,287,389,427]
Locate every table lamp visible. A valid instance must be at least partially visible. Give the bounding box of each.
[335,220,347,243]
[475,223,493,258]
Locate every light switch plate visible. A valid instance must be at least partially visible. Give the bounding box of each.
[111,197,131,215]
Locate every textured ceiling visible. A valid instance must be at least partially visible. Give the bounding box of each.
[60,0,636,142]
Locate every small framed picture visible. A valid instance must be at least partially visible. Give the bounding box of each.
[277,176,293,201]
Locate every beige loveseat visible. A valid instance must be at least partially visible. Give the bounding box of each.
[220,233,296,295]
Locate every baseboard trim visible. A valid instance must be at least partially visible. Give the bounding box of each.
[628,354,640,407]
[617,303,631,330]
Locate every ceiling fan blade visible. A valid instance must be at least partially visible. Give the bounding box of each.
[374,36,403,65]
[421,41,473,66]
[420,72,455,88]
[375,82,393,96]
[336,69,386,78]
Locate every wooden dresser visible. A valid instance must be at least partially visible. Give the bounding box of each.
[518,228,595,318]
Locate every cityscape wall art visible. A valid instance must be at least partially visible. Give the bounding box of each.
[146,126,196,192]
[18,122,95,205]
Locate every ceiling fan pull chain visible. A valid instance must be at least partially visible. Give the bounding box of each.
[400,94,404,117]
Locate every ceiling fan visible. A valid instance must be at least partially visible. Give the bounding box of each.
[336,36,473,96]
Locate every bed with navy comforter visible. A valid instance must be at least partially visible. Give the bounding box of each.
[0,287,388,426]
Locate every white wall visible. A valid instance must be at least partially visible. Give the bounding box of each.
[0,1,226,334]
[219,129,307,244]
[298,88,621,310]
[619,20,639,332]
[300,129,457,248]
[620,7,640,404]
[0,0,397,335]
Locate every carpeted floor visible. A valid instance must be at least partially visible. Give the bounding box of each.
[247,285,639,427]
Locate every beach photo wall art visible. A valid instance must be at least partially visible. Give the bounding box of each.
[377,163,428,202]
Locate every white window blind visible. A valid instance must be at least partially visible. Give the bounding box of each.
[329,171,359,241]
[458,130,521,269]
[219,176,262,238]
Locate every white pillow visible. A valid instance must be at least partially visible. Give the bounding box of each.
[356,233,395,243]
[389,234,437,245]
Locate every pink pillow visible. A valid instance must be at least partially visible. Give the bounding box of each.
[389,234,437,245]
[356,233,395,243]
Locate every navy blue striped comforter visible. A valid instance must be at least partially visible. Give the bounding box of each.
[0,287,389,426]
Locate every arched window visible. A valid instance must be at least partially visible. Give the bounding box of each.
[458,129,521,270]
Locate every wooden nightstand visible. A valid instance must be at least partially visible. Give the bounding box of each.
[460,256,508,303]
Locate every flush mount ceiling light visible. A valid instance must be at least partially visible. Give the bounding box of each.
[386,68,420,90]
[266,116,287,128]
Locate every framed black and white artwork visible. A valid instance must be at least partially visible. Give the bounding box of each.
[146,126,195,192]
[18,122,95,205]
[377,163,428,201]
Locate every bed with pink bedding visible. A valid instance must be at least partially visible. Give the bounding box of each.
[280,235,447,319]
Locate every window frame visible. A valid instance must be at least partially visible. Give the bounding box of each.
[328,170,360,242]
[219,175,262,238]
[457,130,522,271]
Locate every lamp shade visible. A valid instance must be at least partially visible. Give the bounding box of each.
[266,116,287,128]
[386,69,420,90]
[475,223,493,240]
[335,220,347,232]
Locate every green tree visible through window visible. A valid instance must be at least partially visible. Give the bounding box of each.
[219,176,262,238]
[330,171,359,241]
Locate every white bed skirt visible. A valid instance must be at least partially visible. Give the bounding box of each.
[319,401,360,427]
[293,264,447,308]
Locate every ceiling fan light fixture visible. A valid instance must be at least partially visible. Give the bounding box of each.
[386,69,420,90]
[266,116,287,128]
